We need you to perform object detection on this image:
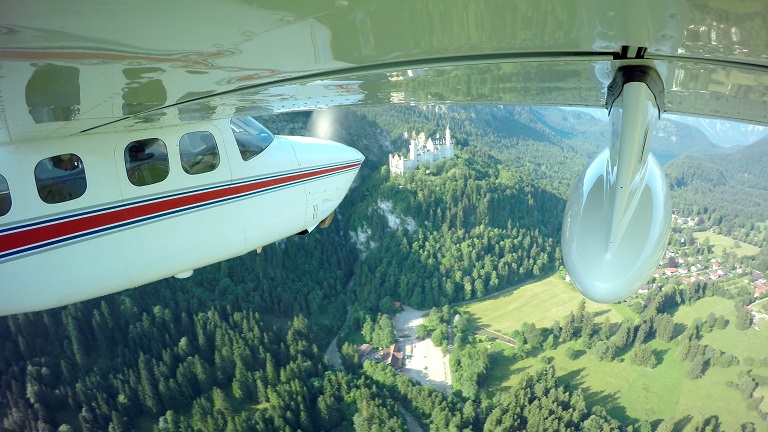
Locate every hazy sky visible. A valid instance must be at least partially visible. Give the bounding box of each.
[561,107,768,147]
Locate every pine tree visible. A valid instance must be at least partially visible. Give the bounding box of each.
[688,356,705,380]
[561,313,575,342]
[735,307,752,330]
[138,354,161,414]
[630,343,656,368]
[575,299,587,326]
[362,316,375,342]
[654,314,675,342]
[581,311,595,340]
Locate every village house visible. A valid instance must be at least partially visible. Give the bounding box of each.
[691,272,707,281]
[378,344,404,370]
[357,344,374,360]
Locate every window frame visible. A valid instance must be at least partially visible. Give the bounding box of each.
[0,173,10,216]
[124,138,170,187]
[179,131,220,175]
[230,117,275,161]
[34,153,87,204]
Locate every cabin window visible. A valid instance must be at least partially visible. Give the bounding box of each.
[0,174,10,216]
[230,117,274,161]
[34,153,87,204]
[124,138,169,186]
[179,131,219,175]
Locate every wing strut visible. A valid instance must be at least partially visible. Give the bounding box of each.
[562,65,672,303]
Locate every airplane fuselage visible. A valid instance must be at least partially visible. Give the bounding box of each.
[0,117,363,316]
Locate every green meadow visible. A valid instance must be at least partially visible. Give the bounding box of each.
[693,232,761,257]
[461,275,626,334]
[674,297,768,362]
[465,276,767,430]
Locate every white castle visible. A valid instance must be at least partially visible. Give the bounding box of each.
[388,126,454,175]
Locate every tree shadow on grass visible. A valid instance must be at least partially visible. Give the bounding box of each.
[558,367,640,426]
[613,345,632,360]
[673,415,693,432]
[652,347,670,366]
[558,367,586,388]
[593,309,612,319]
[484,349,529,395]
[671,322,688,340]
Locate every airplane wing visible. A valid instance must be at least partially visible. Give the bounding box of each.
[2,0,767,145]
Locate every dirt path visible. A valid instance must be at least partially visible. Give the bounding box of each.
[324,335,343,371]
[749,297,768,327]
[324,297,355,371]
[398,405,425,432]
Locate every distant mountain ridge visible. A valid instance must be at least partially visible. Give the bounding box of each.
[666,114,768,147]
[530,106,728,165]
[665,138,768,243]
[668,137,768,192]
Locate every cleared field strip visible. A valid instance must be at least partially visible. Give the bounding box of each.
[462,275,624,334]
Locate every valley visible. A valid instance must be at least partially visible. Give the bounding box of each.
[2,105,767,431]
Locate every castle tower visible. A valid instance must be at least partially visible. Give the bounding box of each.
[389,127,454,175]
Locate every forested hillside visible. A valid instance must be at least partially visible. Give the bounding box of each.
[666,138,768,249]
[347,152,562,310]
[0,224,362,431]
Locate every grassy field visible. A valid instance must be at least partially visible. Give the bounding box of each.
[482,338,764,430]
[461,275,626,334]
[470,279,768,430]
[674,297,768,363]
[693,232,761,257]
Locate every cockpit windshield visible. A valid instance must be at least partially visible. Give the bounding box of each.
[230,117,275,161]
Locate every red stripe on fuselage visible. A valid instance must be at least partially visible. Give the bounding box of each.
[0,162,360,256]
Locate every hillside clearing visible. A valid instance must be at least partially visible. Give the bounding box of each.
[461,275,626,334]
[693,232,760,257]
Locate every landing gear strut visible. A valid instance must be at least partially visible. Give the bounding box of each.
[562,66,672,303]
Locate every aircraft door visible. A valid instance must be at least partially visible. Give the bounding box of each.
[216,118,307,250]
[114,125,242,287]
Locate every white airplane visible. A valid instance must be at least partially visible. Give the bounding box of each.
[1,0,766,314]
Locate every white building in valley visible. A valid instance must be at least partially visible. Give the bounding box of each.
[389,126,454,175]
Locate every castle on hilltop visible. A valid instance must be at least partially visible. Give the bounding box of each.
[388,126,454,175]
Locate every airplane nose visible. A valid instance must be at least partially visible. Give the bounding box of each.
[287,136,364,168]
[345,145,365,163]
